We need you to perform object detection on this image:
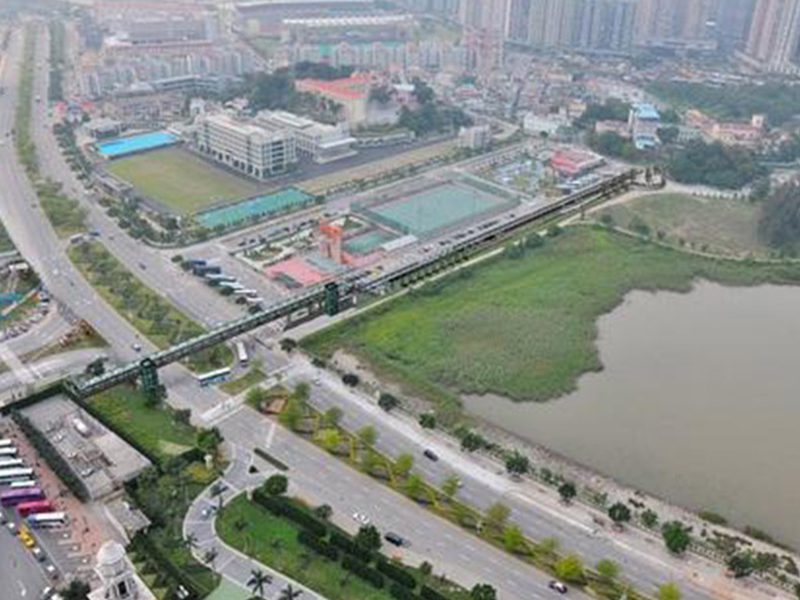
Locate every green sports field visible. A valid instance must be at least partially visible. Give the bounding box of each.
[105,147,257,215]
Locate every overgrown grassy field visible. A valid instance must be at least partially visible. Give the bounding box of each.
[599,193,767,257]
[106,147,257,215]
[303,227,800,408]
[91,385,197,461]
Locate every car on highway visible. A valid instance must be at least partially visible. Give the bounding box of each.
[423,449,438,462]
[132,343,142,353]
[39,586,54,599]
[548,581,568,594]
[384,532,405,547]
[352,512,370,526]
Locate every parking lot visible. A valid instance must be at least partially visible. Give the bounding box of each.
[0,416,107,599]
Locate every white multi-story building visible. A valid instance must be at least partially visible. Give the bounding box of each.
[195,112,297,180]
[257,110,357,163]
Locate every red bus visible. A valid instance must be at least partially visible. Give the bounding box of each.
[0,487,43,506]
[17,500,53,517]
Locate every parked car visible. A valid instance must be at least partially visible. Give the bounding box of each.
[45,564,59,581]
[31,546,46,562]
[548,581,568,594]
[352,512,370,526]
[384,532,405,547]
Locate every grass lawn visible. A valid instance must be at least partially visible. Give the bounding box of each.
[303,227,800,407]
[217,496,402,600]
[219,366,267,396]
[599,193,767,257]
[91,385,196,461]
[106,147,257,215]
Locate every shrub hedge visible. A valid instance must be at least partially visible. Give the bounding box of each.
[342,555,385,588]
[331,531,374,563]
[297,530,340,561]
[377,557,417,589]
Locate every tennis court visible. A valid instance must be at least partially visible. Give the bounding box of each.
[362,182,515,237]
[343,229,396,255]
[196,188,315,229]
[96,131,179,158]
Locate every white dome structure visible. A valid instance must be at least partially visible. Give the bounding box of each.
[95,541,139,600]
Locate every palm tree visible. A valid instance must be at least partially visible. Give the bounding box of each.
[247,569,273,598]
[203,547,218,568]
[279,584,303,600]
[183,532,198,551]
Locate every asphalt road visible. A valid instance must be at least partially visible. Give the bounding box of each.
[205,410,592,600]
[0,517,50,600]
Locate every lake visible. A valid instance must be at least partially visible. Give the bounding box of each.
[463,281,800,547]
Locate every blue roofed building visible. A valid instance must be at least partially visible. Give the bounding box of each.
[629,102,661,150]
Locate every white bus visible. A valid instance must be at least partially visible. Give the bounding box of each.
[233,289,259,298]
[0,468,35,484]
[0,447,18,456]
[0,439,14,448]
[0,459,23,469]
[235,341,248,367]
[196,367,232,387]
[27,512,68,529]
[8,479,37,489]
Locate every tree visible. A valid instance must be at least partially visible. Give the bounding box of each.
[279,338,297,353]
[504,451,530,477]
[727,552,755,579]
[460,431,486,452]
[197,428,224,454]
[419,413,436,429]
[441,474,460,500]
[318,428,342,452]
[245,387,268,408]
[378,393,400,412]
[595,559,620,582]
[538,536,559,556]
[355,525,382,551]
[342,373,360,387]
[608,502,632,527]
[657,582,682,600]
[503,524,526,553]
[279,584,303,600]
[321,407,343,428]
[759,182,800,252]
[263,474,288,497]
[61,580,91,600]
[247,569,273,597]
[555,554,585,583]
[404,473,425,500]
[314,504,333,521]
[641,509,659,529]
[470,584,497,600]
[420,561,433,578]
[661,521,692,555]
[279,397,305,431]
[558,482,577,504]
[484,502,510,533]
[394,453,414,478]
[357,425,378,448]
[360,450,381,475]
